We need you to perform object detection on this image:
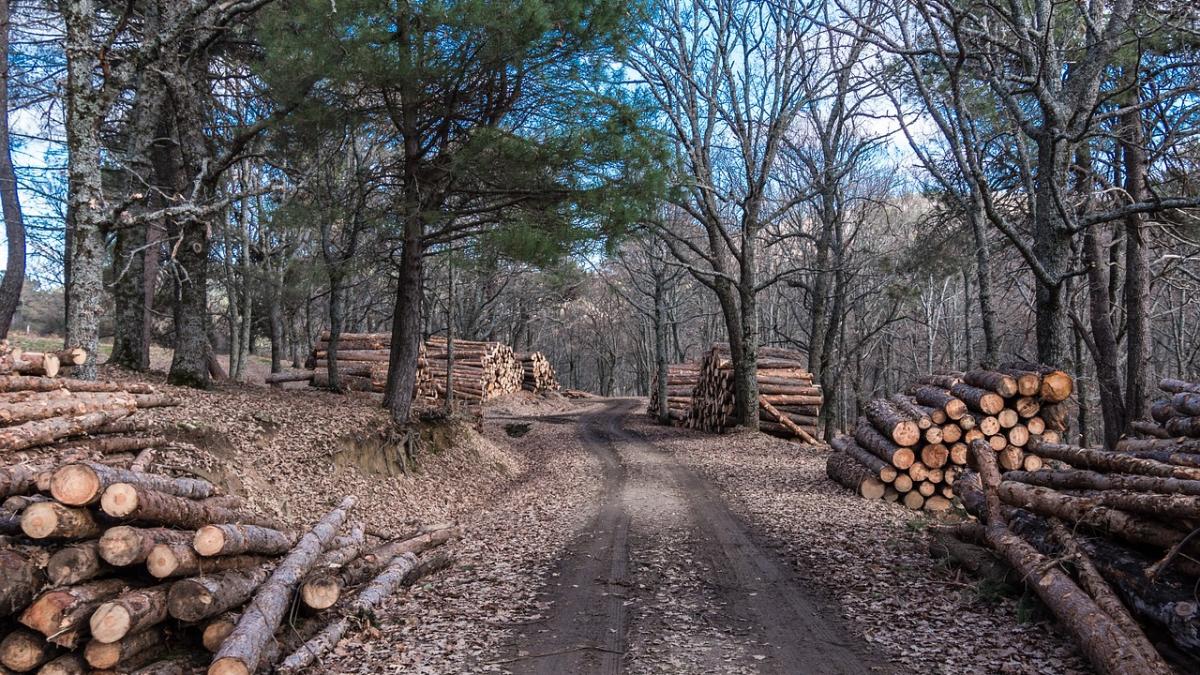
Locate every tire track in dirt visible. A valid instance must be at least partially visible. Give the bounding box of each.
[508,398,891,674]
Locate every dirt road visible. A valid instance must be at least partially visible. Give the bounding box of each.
[507,399,892,674]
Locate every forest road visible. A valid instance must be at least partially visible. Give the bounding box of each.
[505,398,892,675]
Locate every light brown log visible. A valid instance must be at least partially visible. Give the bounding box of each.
[167,566,272,622]
[0,408,135,452]
[963,370,1018,397]
[1028,439,1200,480]
[970,415,999,436]
[912,386,966,419]
[89,584,171,644]
[19,578,129,648]
[950,383,1004,415]
[1022,454,1044,472]
[0,393,135,425]
[208,496,356,675]
[930,408,947,425]
[100,483,279,529]
[916,480,936,497]
[892,474,913,493]
[863,399,920,446]
[51,463,214,506]
[57,348,88,366]
[84,626,161,669]
[11,352,60,378]
[0,628,56,672]
[758,397,819,444]
[853,419,914,469]
[0,375,154,394]
[146,541,265,579]
[920,443,949,469]
[923,495,951,512]
[263,370,315,384]
[193,524,295,557]
[987,435,1007,451]
[47,540,109,586]
[949,442,968,465]
[923,426,943,445]
[59,435,164,455]
[998,446,1024,471]
[827,453,886,500]
[20,502,100,540]
[996,408,1018,429]
[1026,416,1046,435]
[1,547,46,618]
[1007,425,1030,448]
[940,423,962,444]
[957,414,976,430]
[914,374,962,389]
[830,435,897,482]
[1015,397,1041,418]
[902,491,925,510]
[997,368,1041,397]
[98,526,193,567]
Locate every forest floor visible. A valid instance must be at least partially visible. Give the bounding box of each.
[103,372,1089,674]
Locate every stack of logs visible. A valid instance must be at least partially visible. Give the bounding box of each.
[0,341,89,380]
[425,336,523,402]
[1134,377,1200,442]
[1,462,457,674]
[271,333,557,404]
[936,434,1200,673]
[517,352,559,393]
[826,364,1073,512]
[648,345,822,444]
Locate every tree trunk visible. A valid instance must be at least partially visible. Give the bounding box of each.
[384,217,424,425]
[0,0,25,339]
[62,0,105,380]
[1121,68,1150,431]
[967,196,997,365]
[653,270,669,425]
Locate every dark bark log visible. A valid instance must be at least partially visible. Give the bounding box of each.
[50,462,214,506]
[83,625,161,669]
[962,370,1018,397]
[853,418,914,469]
[99,483,281,529]
[912,385,967,419]
[0,628,57,672]
[1029,440,1200,480]
[0,408,135,452]
[47,540,110,586]
[0,546,46,618]
[193,524,295,557]
[863,399,920,446]
[19,578,129,648]
[98,526,193,566]
[826,452,886,499]
[830,435,897,482]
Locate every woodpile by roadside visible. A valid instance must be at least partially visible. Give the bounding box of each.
[937,437,1199,674]
[647,344,822,444]
[826,364,1072,512]
[1,459,458,673]
[517,352,559,393]
[270,333,559,404]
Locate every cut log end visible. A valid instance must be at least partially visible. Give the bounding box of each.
[50,464,102,506]
[209,656,252,675]
[892,420,920,446]
[99,483,140,518]
[88,603,131,644]
[193,525,227,557]
[146,544,182,578]
[300,576,341,611]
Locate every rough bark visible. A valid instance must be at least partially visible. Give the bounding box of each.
[193,524,295,557]
[826,452,886,499]
[47,540,110,585]
[1028,440,1200,480]
[83,626,161,669]
[0,628,56,672]
[98,526,194,566]
[912,386,967,419]
[0,546,46,618]
[20,501,101,539]
[146,541,265,579]
[99,483,280,529]
[51,462,214,506]
[829,434,897,482]
[0,408,135,452]
[19,578,129,648]
[863,399,920,446]
[89,584,171,643]
[208,495,356,675]
[853,418,915,469]
[167,565,272,622]
[0,0,23,341]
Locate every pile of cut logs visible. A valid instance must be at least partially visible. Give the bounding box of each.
[648,345,822,444]
[518,352,559,393]
[0,341,88,379]
[1,462,457,674]
[939,432,1200,673]
[826,364,1073,512]
[1131,377,1200,442]
[270,333,557,404]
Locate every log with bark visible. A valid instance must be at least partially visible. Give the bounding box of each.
[19,578,130,648]
[89,584,171,643]
[50,462,215,506]
[100,483,281,529]
[167,565,273,622]
[208,496,356,675]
